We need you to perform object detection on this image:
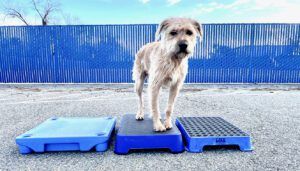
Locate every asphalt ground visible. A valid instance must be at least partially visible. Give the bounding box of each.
[0,84,299,171]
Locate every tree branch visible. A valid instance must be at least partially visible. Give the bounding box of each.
[31,0,43,19]
[6,8,29,25]
[2,0,70,26]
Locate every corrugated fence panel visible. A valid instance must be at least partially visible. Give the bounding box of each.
[0,24,299,83]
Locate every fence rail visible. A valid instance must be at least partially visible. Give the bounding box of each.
[0,24,299,83]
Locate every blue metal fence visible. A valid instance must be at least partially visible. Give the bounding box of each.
[0,24,299,83]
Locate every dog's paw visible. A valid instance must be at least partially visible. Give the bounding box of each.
[153,121,167,132]
[135,113,144,121]
[164,119,173,130]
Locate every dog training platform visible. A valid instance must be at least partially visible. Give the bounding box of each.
[176,117,253,153]
[16,117,116,154]
[114,114,184,154]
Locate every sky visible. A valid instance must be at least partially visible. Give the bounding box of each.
[1,0,300,26]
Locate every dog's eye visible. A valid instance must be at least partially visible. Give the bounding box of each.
[186,30,193,36]
[170,31,177,36]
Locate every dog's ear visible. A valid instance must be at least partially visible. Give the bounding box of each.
[191,19,203,38]
[155,19,171,41]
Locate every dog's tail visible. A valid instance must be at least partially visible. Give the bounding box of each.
[132,49,144,81]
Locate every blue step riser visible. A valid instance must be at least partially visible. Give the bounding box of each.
[16,116,252,154]
[114,114,184,154]
[176,117,253,153]
[16,117,116,154]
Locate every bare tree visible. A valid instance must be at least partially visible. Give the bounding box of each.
[1,0,72,26]
[31,0,60,25]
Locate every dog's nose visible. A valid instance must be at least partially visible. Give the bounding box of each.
[178,41,188,51]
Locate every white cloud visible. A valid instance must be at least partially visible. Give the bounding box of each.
[0,13,39,26]
[0,14,23,26]
[139,0,150,4]
[138,0,181,6]
[185,0,300,23]
[167,0,181,6]
[252,0,300,23]
[189,0,250,16]
[225,0,251,9]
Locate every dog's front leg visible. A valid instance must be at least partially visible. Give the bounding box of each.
[165,81,183,129]
[149,81,166,132]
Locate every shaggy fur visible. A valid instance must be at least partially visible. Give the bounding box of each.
[132,17,203,131]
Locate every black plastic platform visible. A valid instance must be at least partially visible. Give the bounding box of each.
[176,117,253,152]
[114,114,184,154]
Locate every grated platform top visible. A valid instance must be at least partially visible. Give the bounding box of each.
[177,117,248,137]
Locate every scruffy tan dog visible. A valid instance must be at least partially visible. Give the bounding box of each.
[132,17,203,132]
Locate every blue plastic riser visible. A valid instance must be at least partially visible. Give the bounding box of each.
[16,117,116,154]
[176,117,253,153]
[114,114,184,154]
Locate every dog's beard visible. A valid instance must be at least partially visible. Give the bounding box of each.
[162,45,190,59]
[175,50,189,59]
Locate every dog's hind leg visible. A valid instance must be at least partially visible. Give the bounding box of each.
[133,49,146,120]
[135,72,146,120]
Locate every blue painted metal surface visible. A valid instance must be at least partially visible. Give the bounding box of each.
[115,114,184,154]
[16,117,116,154]
[1,24,299,83]
[176,117,253,153]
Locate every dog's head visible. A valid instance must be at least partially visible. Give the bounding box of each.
[155,17,203,59]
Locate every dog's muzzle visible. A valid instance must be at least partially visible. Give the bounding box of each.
[177,41,188,54]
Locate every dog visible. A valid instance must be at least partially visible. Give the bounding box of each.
[132,17,203,132]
